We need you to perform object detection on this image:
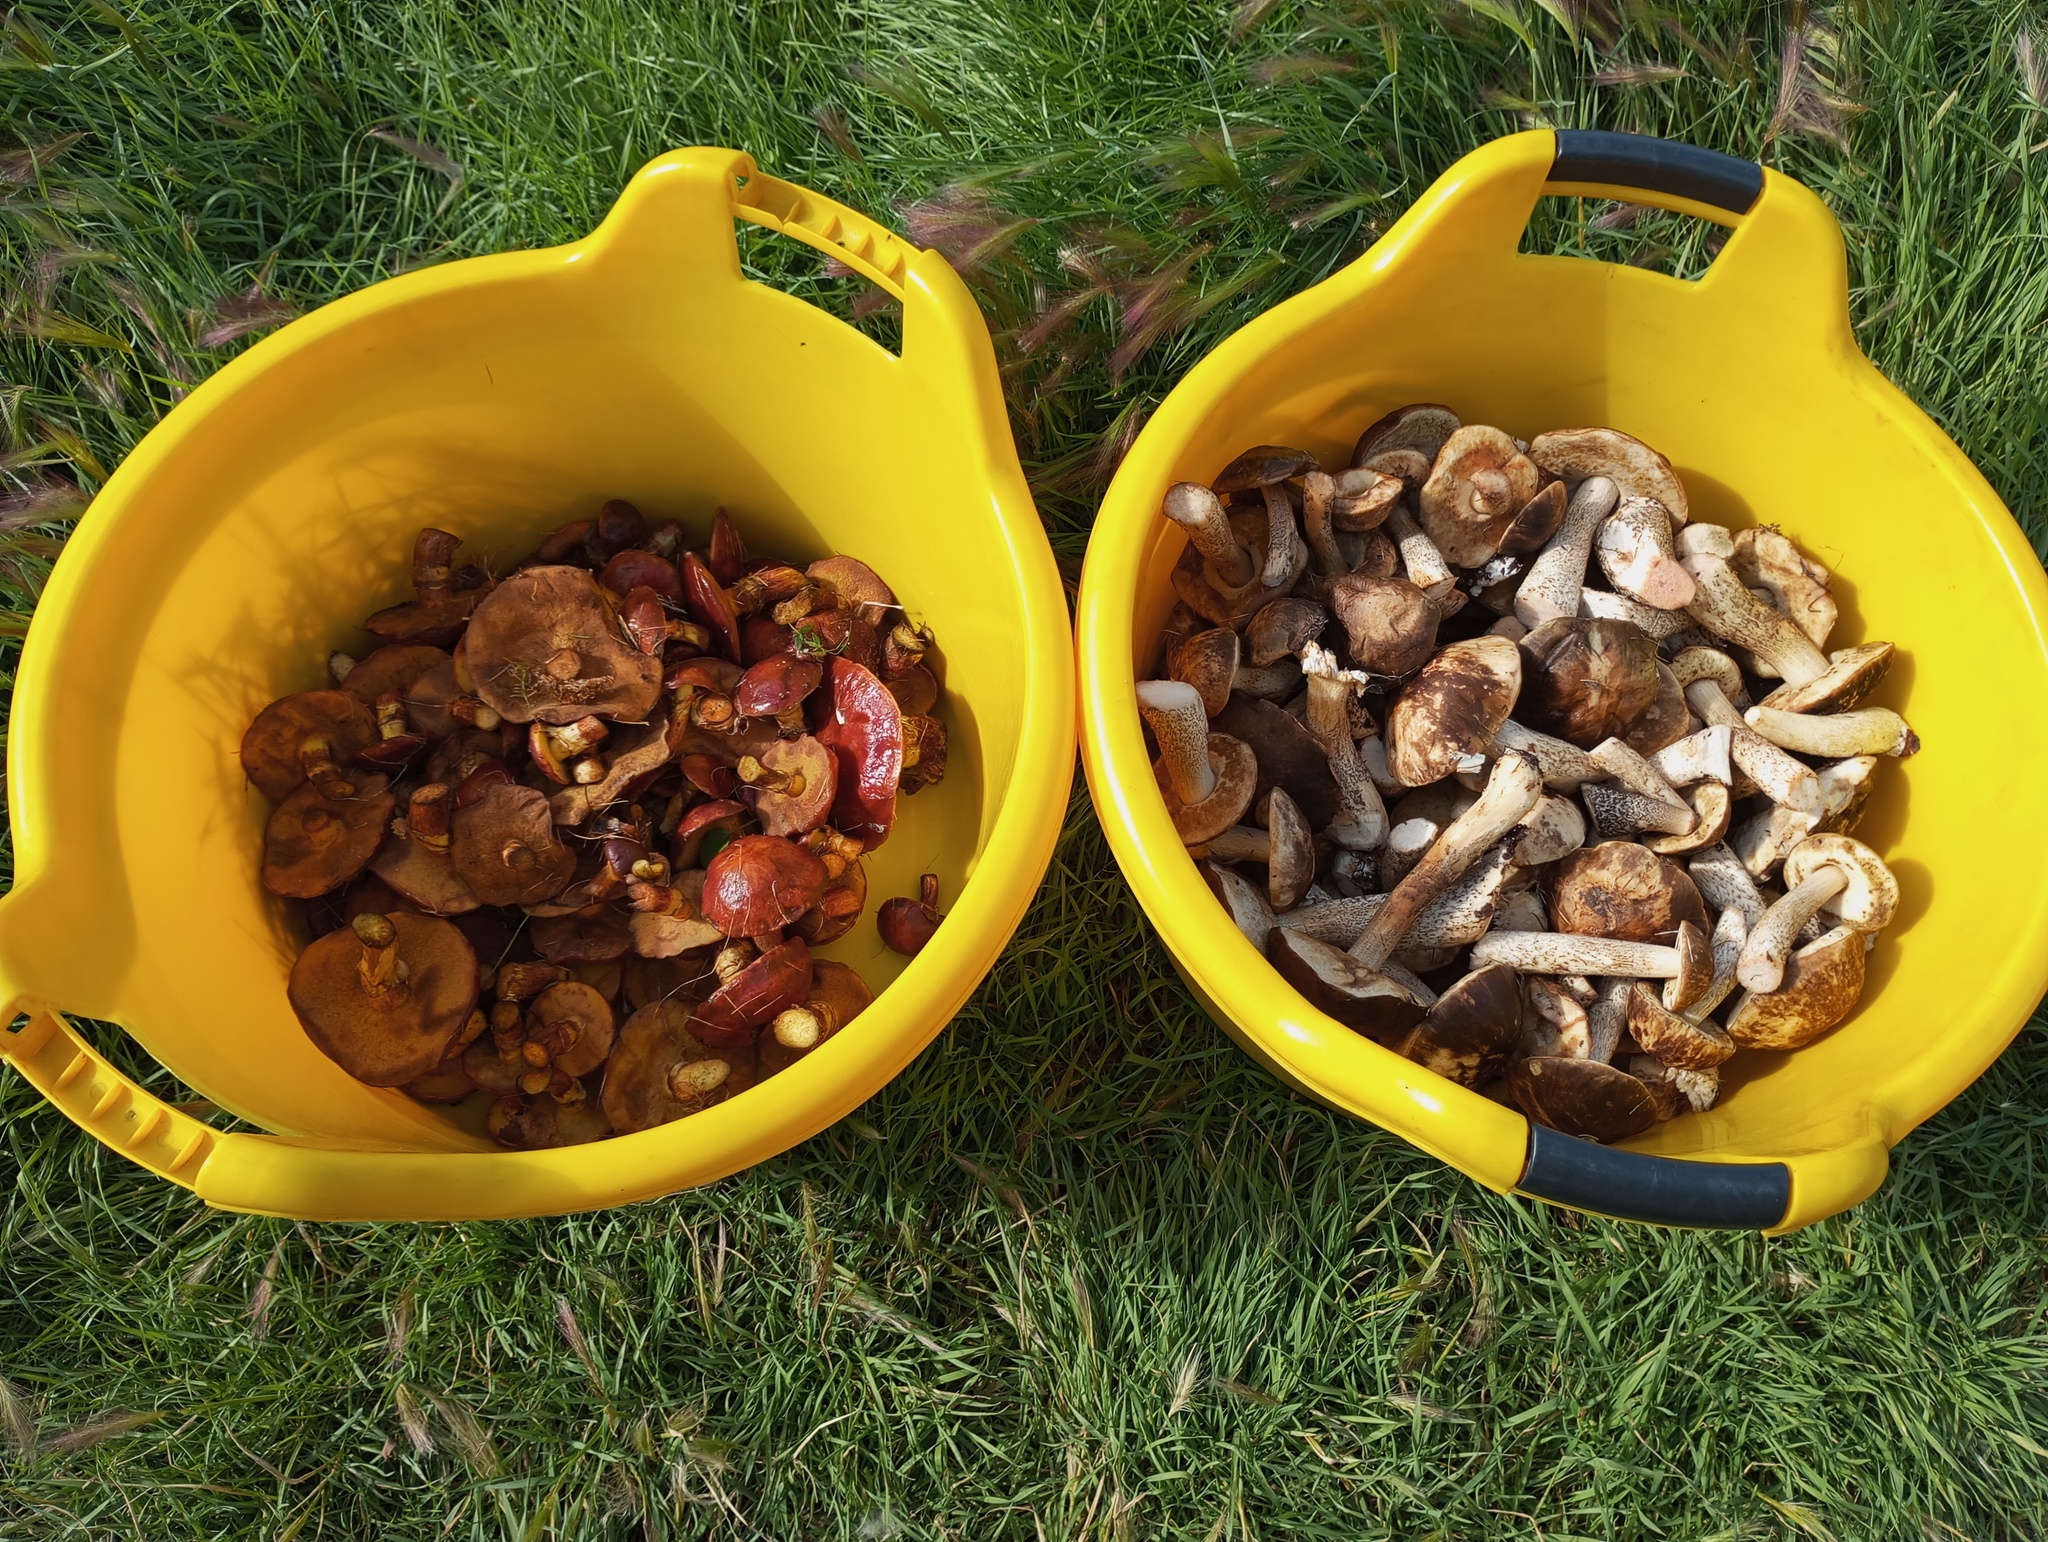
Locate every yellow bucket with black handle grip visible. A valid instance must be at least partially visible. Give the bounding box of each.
[1077,129,2048,1232]
[0,149,1074,1221]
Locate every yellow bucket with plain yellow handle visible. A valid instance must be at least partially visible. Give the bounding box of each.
[1076,129,2048,1231]
[0,148,1075,1221]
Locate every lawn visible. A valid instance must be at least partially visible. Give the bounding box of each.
[5,2,2048,1538]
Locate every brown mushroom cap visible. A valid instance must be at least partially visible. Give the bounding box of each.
[287,912,480,1085]
[1393,962,1520,1085]
[241,691,378,803]
[1626,980,1735,1069]
[450,781,577,906]
[262,774,396,898]
[340,645,449,709]
[1213,445,1316,493]
[602,998,758,1132]
[1759,641,1895,714]
[1621,663,1690,758]
[791,857,869,946]
[736,653,824,720]
[1328,574,1440,679]
[1550,841,1708,943]
[370,822,481,917]
[531,909,635,965]
[690,938,815,1047]
[1725,924,1867,1050]
[1385,634,1521,787]
[1527,427,1690,525]
[1266,929,1429,1040]
[701,834,829,937]
[402,1057,478,1104]
[1265,788,1314,911]
[1353,403,1461,465]
[1517,617,1661,748]
[759,959,874,1076]
[529,980,617,1077]
[742,735,839,838]
[1169,628,1241,718]
[1212,697,1342,830]
[1155,732,1259,845]
[806,555,896,616]
[487,1095,615,1149]
[1782,834,1899,932]
[1497,480,1568,557]
[1245,598,1327,668]
[463,565,663,726]
[1418,426,1543,568]
[1506,1056,1659,1142]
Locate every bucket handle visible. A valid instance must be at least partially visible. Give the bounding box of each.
[1516,1125,1790,1229]
[730,169,915,303]
[1545,129,1763,220]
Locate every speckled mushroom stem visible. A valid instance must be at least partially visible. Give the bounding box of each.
[1514,475,1619,628]
[1298,644,1388,850]
[1136,680,1217,805]
[1300,470,1345,576]
[1579,586,1694,640]
[1681,552,1830,685]
[1596,496,1694,609]
[1490,719,1604,790]
[1350,750,1543,970]
[1684,680,1822,813]
[1682,905,1749,1025]
[1736,866,1850,993]
[1383,506,1455,598]
[1163,482,1255,588]
[1467,931,1686,977]
[1259,485,1299,590]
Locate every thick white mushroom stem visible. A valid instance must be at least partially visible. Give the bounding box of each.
[1163,482,1255,588]
[1681,552,1831,685]
[1589,737,1691,815]
[1300,470,1344,576]
[1384,506,1456,598]
[1744,705,1919,759]
[1350,750,1543,969]
[1683,905,1749,1023]
[1650,725,1734,787]
[1467,932,1688,978]
[1514,475,1619,628]
[1579,586,1694,640]
[1259,485,1300,590]
[1736,866,1849,993]
[1135,680,1217,806]
[1492,718,1605,790]
[1298,643,1389,851]
[1684,680,1822,813]
[1596,496,1695,609]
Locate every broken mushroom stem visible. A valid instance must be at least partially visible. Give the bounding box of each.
[1135,679,1218,806]
[1163,481,1255,588]
[1743,705,1919,760]
[1298,642,1389,851]
[297,735,356,800]
[1683,679,1823,814]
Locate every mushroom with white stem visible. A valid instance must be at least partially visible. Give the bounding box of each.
[1724,924,1868,1050]
[1163,482,1256,589]
[1676,522,1734,559]
[1489,718,1606,790]
[1511,794,1586,867]
[1743,704,1919,759]
[1383,505,1459,606]
[1641,781,1733,857]
[1327,574,1440,678]
[1527,427,1690,524]
[1469,925,1712,1009]
[1582,783,1697,841]
[1758,641,1895,714]
[1688,841,1768,927]
[1630,903,1749,1064]
[1384,634,1521,788]
[1578,586,1696,641]
[1649,725,1734,788]
[1588,737,1691,815]
[1732,526,1835,650]
[1300,469,1344,575]
[1347,750,1544,969]
[1379,817,1438,889]
[1297,643,1390,851]
[1683,677,1822,814]
[1137,680,1259,845]
[1256,483,1301,590]
[1681,551,1831,686]
[1729,754,1880,877]
[1735,834,1898,993]
[1513,476,1622,628]
[1416,426,1542,567]
[1596,496,1695,610]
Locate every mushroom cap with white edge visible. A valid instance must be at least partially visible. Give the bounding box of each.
[1625,980,1735,1070]
[1782,833,1899,932]
[1385,633,1522,787]
[1392,962,1521,1086]
[1417,425,1543,568]
[1526,426,1690,526]
[1725,924,1868,1050]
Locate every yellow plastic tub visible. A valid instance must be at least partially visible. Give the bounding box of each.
[1077,129,2048,1231]
[0,148,1074,1221]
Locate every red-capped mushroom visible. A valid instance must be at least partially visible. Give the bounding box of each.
[814,657,903,848]
[365,528,486,647]
[736,735,838,837]
[878,873,944,956]
[760,960,874,1075]
[680,551,743,663]
[672,798,753,869]
[599,548,682,601]
[806,555,896,619]
[707,508,749,584]
[791,857,867,946]
[701,834,829,936]
[735,653,824,732]
[287,912,480,1085]
[688,937,814,1048]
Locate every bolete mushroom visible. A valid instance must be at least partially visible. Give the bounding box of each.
[1392,962,1522,1085]
[878,873,944,956]
[1724,925,1867,1050]
[371,783,480,914]
[1326,574,1439,679]
[1162,481,1256,589]
[1506,1056,1659,1142]
[1384,634,1521,787]
[463,565,663,725]
[1295,645,1389,850]
[761,960,874,1074]
[1527,427,1689,525]
[736,735,839,837]
[287,912,480,1086]
[1416,426,1542,567]
[339,644,448,710]
[806,555,896,619]
[1267,929,1434,1039]
[526,980,617,1080]
[688,937,814,1048]
[1734,834,1897,993]
[262,771,396,898]
[814,656,903,848]
[1515,617,1661,749]
[1731,526,1835,649]
[449,781,577,907]
[1594,496,1694,609]
[1549,841,1708,944]
[365,528,484,647]
[1757,641,1894,714]
[1136,679,1259,845]
[1681,551,1830,686]
[1353,403,1461,464]
[1742,705,1919,760]
[701,834,829,937]
[791,857,868,946]
[1469,925,1711,1011]
[488,1095,615,1148]
[602,998,757,1132]
[1624,980,1736,1070]
[736,653,824,732]
[1513,476,1620,628]
[1682,677,1822,815]
[241,691,378,802]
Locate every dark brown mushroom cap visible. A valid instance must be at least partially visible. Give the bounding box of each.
[887,663,940,717]
[1245,599,1328,668]
[1621,663,1690,757]
[1626,981,1734,1069]
[1418,425,1543,568]
[603,998,758,1132]
[463,565,662,726]
[546,722,675,826]
[1169,628,1241,718]
[402,1057,477,1104]
[262,774,396,898]
[340,645,449,708]
[1550,842,1708,944]
[241,691,378,803]
[1328,468,1405,531]
[702,834,829,937]
[1212,697,1341,830]
[599,548,683,601]
[806,555,897,615]
[1496,480,1568,557]
[529,980,617,1077]
[1506,1057,1659,1142]
[531,909,634,965]
[449,780,577,906]
[487,1094,616,1149]
[736,653,824,719]
[364,593,479,649]
[877,891,941,955]
[689,938,815,1048]
[1266,929,1428,1041]
[759,959,873,1076]
[1352,403,1461,465]
[464,1037,525,1096]
[1394,962,1521,1086]
[1725,925,1867,1050]
[402,658,472,740]
[1385,634,1522,788]
[1517,617,1661,748]
[1328,574,1439,679]
[287,912,479,1086]
[791,857,868,946]
[1266,788,1314,911]
[743,735,838,838]
[370,829,481,916]
[1212,445,1316,493]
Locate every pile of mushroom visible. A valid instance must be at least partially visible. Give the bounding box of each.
[1140,410,1913,1142]
[244,505,950,1148]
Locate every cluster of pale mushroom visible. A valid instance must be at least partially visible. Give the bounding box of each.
[1138,407,1912,1142]
[244,504,949,1150]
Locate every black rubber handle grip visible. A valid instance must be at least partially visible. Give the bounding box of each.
[1550,129,1763,216]
[1518,1125,1791,1229]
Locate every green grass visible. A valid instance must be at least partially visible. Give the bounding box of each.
[5,1,2048,1537]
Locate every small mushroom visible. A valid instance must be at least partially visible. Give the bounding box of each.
[1515,616,1661,749]
[1392,962,1521,1085]
[599,547,685,602]
[1327,467,1405,531]
[1384,634,1521,787]
[1294,645,1389,850]
[371,783,480,914]
[602,998,757,1133]
[878,873,944,956]
[1742,704,1918,759]
[814,657,904,848]
[1202,861,1277,948]
[1263,788,1315,910]
[898,714,948,794]
[806,555,897,619]
[526,980,618,1079]
[1353,403,1461,464]
[736,735,839,837]
[1512,476,1620,629]
[672,798,753,869]
[735,653,825,733]
[1416,426,1543,567]
[1680,551,1831,686]
[1526,427,1689,525]
[287,912,480,1085]
[761,960,874,1074]
[1162,481,1256,589]
[263,771,396,898]
[887,662,941,717]
[701,834,829,937]
[1326,574,1439,679]
[1641,782,1732,858]
[528,715,610,785]
[1137,680,1260,845]
[1382,505,1458,602]
[1550,841,1708,944]
[241,691,378,803]
[1169,629,1242,717]
[1506,1056,1659,1142]
[678,551,745,664]
[463,565,664,725]
[1624,981,1736,1070]
[1735,834,1897,993]
[1497,480,1568,556]
[1731,526,1835,649]
[1725,925,1867,1050]
[365,528,484,647]
[449,781,577,906]
[791,856,868,946]
[1757,641,1894,714]
[1594,496,1694,609]
[688,937,814,1048]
